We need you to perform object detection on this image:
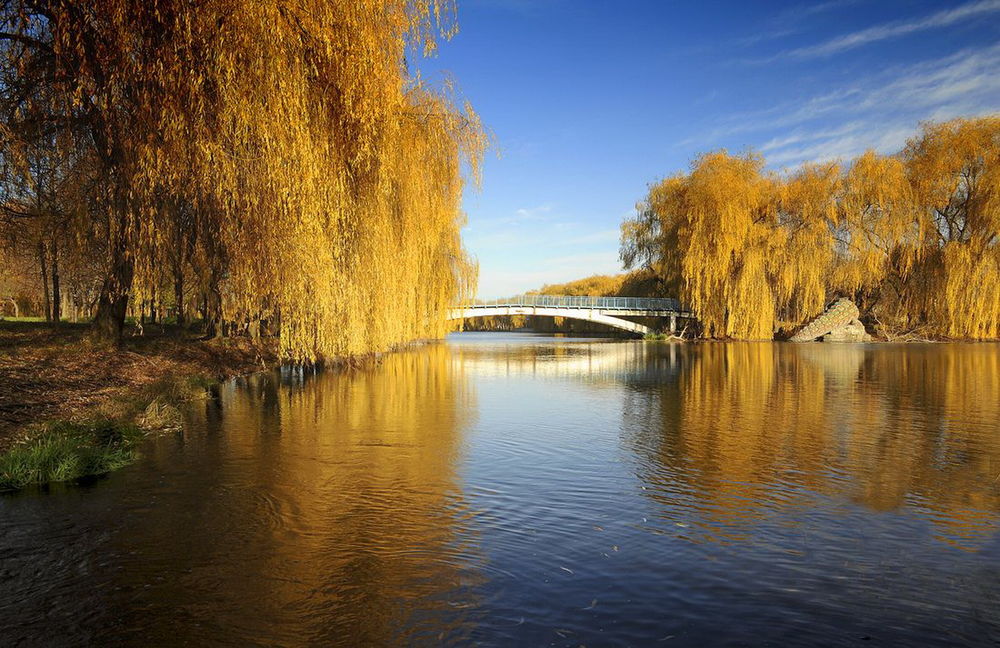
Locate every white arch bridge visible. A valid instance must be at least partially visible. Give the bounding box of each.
[449,295,695,336]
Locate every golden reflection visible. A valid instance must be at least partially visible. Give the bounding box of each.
[128,343,482,645]
[632,342,1000,550]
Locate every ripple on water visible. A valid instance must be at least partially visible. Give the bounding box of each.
[2,338,1000,646]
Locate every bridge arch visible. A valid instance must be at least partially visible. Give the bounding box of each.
[449,306,652,335]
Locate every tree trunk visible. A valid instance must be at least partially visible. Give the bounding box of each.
[173,262,185,326]
[149,282,157,324]
[92,232,135,344]
[50,238,61,323]
[204,271,222,338]
[38,240,51,321]
[205,289,221,338]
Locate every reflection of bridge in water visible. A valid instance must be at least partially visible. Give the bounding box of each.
[449,338,685,384]
[449,295,695,335]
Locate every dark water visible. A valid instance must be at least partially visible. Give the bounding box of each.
[3,334,1000,647]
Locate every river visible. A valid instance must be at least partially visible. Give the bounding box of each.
[3,333,1000,646]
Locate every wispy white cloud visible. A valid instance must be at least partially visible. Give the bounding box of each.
[468,220,618,256]
[563,228,620,246]
[771,0,1000,60]
[758,122,863,153]
[476,251,623,299]
[464,203,629,298]
[767,126,915,165]
[789,0,863,20]
[469,204,554,231]
[734,0,862,48]
[686,41,1000,167]
[513,204,552,220]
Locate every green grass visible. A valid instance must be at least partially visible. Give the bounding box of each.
[643,332,671,340]
[0,420,144,491]
[0,371,222,492]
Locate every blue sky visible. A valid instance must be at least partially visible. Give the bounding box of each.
[418,0,1000,298]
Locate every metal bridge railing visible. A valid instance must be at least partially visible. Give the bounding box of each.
[461,294,685,312]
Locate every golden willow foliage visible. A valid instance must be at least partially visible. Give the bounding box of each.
[0,1,483,360]
[622,116,1000,339]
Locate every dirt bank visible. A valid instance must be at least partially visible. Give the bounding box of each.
[0,321,277,453]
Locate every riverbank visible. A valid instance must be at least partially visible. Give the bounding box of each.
[0,321,277,490]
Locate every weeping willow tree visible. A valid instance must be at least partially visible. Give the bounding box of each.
[900,117,1000,338]
[623,152,832,339]
[831,118,1000,338]
[829,151,919,312]
[623,116,1000,340]
[680,153,784,339]
[775,162,839,324]
[0,0,483,360]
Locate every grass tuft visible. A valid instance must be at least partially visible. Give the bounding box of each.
[0,420,143,492]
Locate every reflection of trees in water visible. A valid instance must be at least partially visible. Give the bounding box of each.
[115,344,485,646]
[626,342,1000,549]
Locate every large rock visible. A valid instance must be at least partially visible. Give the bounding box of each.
[821,318,871,342]
[790,298,865,342]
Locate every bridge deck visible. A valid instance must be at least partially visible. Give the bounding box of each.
[461,294,691,315]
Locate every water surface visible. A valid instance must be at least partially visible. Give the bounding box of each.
[3,334,1000,646]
